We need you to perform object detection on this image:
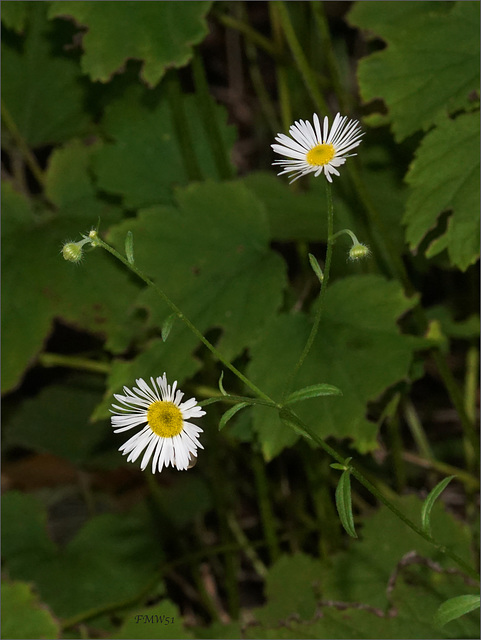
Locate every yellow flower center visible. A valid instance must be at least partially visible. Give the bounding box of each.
[147,401,184,437]
[306,143,335,166]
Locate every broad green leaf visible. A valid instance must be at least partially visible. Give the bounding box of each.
[252,553,323,626]
[93,87,236,209]
[48,1,212,87]
[247,570,480,639]
[425,306,480,340]
[219,403,250,431]
[147,475,212,530]
[193,621,243,639]
[243,144,408,269]
[434,594,481,628]
[1,581,60,640]
[403,112,480,271]
[2,492,165,619]
[242,169,373,246]
[247,532,477,639]
[421,476,456,536]
[247,275,424,460]
[3,375,108,465]
[91,334,202,422]
[2,164,139,392]
[1,1,29,33]
[348,1,480,141]
[45,139,123,226]
[2,3,90,147]
[285,383,342,405]
[114,600,194,639]
[108,182,287,362]
[335,469,357,538]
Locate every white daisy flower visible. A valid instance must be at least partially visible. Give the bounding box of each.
[110,374,205,473]
[271,113,363,183]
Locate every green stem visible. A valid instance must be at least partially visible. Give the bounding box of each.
[242,6,281,134]
[331,228,360,245]
[252,452,280,563]
[387,408,407,493]
[269,2,292,130]
[403,400,435,461]
[311,2,349,113]
[1,99,45,187]
[402,451,479,491]
[275,1,330,116]
[431,348,477,455]
[38,353,111,375]
[191,53,234,180]
[348,163,478,463]
[281,407,479,581]
[283,182,334,398]
[91,233,274,405]
[347,163,411,286]
[165,73,203,182]
[463,345,480,472]
[216,11,279,59]
[84,232,479,583]
[227,511,268,577]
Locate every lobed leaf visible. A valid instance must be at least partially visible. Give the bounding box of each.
[247,275,425,460]
[107,181,287,363]
[1,581,60,640]
[48,1,213,87]
[2,492,166,619]
[2,3,90,147]
[348,1,480,141]
[403,112,480,271]
[93,87,236,209]
[2,153,139,393]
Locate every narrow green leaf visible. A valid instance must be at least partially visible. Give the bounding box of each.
[335,469,358,538]
[421,475,456,535]
[308,253,324,283]
[278,408,312,440]
[330,457,352,471]
[125,230,134,264]
[218,371,228,396]
[161,313,176,342]
[219,402,249,431]
[434,594,480,628]
[285,383,342,405]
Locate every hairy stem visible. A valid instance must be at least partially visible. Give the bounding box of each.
[91,232,274,405]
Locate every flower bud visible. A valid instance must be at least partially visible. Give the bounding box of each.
[348,243,371,261]
[62,241,84,263]
[61,236,91,263]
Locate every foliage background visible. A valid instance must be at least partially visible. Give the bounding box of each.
[1,1,479,639]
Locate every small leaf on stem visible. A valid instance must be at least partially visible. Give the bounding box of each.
[421,475,456,535]
[335,468,358,538]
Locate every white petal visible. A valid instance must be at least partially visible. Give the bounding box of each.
[313,113,322,142]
